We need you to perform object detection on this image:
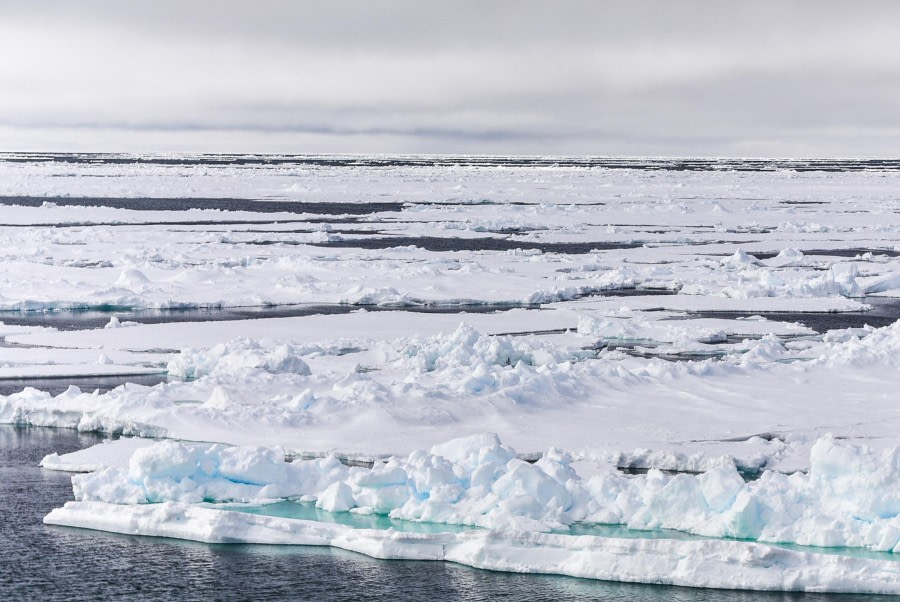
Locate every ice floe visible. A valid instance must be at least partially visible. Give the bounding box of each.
[42,432,900,594]
[61,433,900,554]
[5,319,900,475]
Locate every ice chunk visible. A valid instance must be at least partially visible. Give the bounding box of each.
[429,433,513,468]
[766,248,805,267]
[721,249,763,269]
[316,482,356,513]
[115,268,151,289]
[698,465,745,513]
[167,337,312,379]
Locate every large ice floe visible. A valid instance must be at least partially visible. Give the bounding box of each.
[6,320,900,474]
[45,432,900,594]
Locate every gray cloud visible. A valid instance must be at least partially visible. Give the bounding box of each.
[1,1,899,155]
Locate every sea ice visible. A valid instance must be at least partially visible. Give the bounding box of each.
[3,157,900,592]
[65,433,900,554]
[42,432,900,594]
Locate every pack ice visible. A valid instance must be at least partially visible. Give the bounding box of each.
[3,157,900,593]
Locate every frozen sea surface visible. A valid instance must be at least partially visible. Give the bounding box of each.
[3,154,900,594]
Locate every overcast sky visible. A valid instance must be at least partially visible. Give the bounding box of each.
[1,1,898,156]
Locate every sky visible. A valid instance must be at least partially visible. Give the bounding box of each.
[1,0,898,156]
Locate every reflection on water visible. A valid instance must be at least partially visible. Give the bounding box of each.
[0,426,888,601]
[0,288,677,333]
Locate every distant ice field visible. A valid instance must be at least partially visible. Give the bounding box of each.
[3,154,900,593]
[2,153,899,459]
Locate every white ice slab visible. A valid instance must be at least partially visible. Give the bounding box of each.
[40,437,156,472]
[44,501,900,594]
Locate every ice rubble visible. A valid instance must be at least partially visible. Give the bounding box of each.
[166,338,312,379]
[866,271,900,296]
[6,320,900,475]
[681,249,862,299]
[68,432,900,554]
[399,323,575,373]
[104,316,139,329]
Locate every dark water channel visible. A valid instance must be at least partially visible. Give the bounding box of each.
[0,196,404,216]
[688,297,900,334]
[0,426,887,601]
[305,236,644,254]
[0,304,541,332]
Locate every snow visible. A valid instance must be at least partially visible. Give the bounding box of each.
[40,437,156,473]
[4,319,900,475]
[3,156,900,592]
[167,338,311,379]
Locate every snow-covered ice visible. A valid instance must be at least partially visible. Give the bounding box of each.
[9,319,900,474]
[4,155,900,592]
[40,436,156,473]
